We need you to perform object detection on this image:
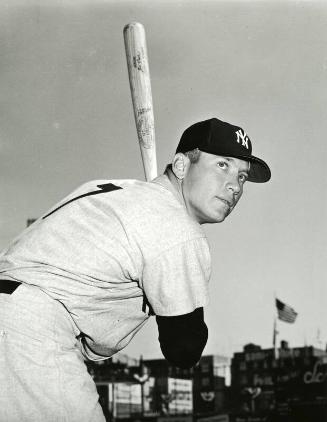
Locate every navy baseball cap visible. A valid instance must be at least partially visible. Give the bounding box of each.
[176,118,271,183]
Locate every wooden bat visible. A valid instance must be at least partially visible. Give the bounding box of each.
[123,22,157,182]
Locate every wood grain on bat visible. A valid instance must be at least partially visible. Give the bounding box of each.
[124,22,157,181]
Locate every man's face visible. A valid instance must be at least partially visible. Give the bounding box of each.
[180,151,250,224]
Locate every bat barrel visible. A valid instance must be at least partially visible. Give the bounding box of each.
[124,22,157,182]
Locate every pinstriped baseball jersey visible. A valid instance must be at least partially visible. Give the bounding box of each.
[0,174,211,360]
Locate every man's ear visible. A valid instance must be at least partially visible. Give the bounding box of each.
[171,153,190,180]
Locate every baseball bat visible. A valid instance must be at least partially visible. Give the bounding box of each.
[123,22,157,182]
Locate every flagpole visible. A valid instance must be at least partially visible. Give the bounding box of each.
[274,294,298,358]
[273,317,279,360]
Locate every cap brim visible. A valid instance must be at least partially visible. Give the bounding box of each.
[198,148,271,183]
[237,154,271,183]
[247,156,271,183]
[230,154,271,183]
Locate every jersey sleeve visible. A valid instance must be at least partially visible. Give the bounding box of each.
[142,236,211,316]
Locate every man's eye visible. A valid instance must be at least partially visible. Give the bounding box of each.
[218,161,228,169]
[239,174,248,183]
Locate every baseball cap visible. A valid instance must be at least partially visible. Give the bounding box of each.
[176,118,271,183]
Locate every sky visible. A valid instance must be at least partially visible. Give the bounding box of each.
[0,0,326,360]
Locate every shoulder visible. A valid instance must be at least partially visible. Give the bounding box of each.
[71,178,207,257]
[120,190,207,261]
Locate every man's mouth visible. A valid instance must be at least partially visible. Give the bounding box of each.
[216,197,233,208]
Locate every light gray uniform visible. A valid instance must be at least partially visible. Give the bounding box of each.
[0,174,211,421]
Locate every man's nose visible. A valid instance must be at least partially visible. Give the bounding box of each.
[227,177,241,196]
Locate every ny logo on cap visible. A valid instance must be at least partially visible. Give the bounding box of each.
[235,129,249,149]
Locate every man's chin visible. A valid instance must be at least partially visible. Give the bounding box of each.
[204,213,227,224]
[214,206,234,223]
[198,206,232,224]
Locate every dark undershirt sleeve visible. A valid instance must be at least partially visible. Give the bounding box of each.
[155,307,208,369]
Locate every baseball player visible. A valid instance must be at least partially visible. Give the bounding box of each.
[0,117,270,421]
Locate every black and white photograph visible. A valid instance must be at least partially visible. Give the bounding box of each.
[0,1,326,421]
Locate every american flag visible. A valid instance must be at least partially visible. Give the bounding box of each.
[275,298,298,323]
